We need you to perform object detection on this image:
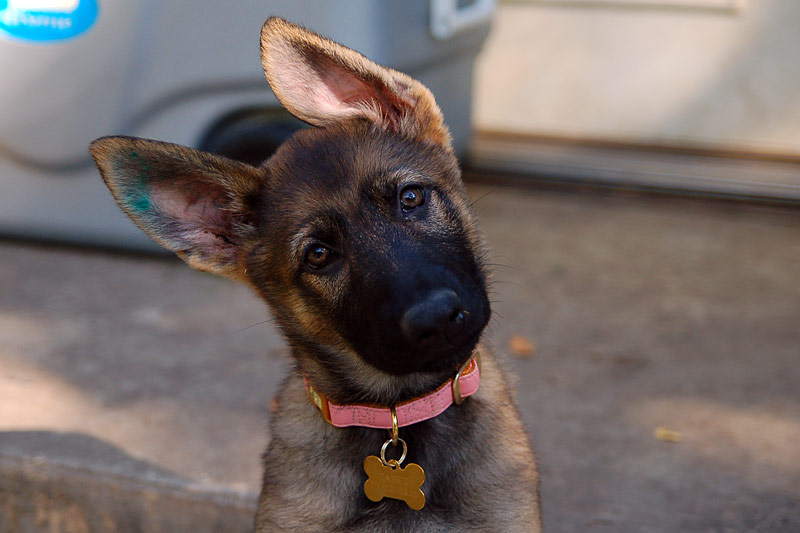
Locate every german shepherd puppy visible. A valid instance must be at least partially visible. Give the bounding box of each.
[90,17,541,532]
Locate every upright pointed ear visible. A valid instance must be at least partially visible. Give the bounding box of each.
[90,136,264,281]
[260,17,452,149]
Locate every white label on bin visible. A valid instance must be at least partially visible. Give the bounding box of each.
[0,0,97,43]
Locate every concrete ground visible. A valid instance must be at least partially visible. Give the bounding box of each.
[1,184,798,532]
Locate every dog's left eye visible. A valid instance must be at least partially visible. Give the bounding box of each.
[399,186,425,211]
[305,245,335,270]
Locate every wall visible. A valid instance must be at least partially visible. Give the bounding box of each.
[474,0,800,155]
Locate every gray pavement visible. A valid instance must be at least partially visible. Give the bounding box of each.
[1,184,799,532]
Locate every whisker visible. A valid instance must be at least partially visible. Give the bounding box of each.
[484,263,514,270]
[490,280,522,287]
[231,318,275,334]
[469,186,498,207]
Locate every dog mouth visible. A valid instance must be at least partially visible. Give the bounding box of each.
[346,302,488,377]
[416,324,485,373]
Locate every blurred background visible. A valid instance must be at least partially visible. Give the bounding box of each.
[1,1,798,531]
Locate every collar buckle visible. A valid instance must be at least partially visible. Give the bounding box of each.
[452,351,480,405]
[307,383,332,424]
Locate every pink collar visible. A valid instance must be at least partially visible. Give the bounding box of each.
[305,352,481,429]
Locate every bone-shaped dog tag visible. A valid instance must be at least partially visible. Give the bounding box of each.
[363,455,426,510]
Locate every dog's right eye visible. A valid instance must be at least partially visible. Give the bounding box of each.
[399,185,425,212]
[304,244,335,270]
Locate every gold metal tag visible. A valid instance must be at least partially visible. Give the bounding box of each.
[363,455,426,510]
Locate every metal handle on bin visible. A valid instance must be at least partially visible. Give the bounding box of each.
[430,0,496,41]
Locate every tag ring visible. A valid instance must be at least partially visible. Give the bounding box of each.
[380,437,407,466]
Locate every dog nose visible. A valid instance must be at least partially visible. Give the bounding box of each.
[400,289,466,346]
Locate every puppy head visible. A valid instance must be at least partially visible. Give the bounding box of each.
[91,18,489,400]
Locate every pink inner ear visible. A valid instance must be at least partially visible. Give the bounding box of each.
[277,47,404,125]
[319,65,377,107]
[151,181,231,228]
[149,181,237,257]
[288,65,381,121]
[306,82,359,119]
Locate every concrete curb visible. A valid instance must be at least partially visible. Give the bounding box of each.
[0,453,256,533]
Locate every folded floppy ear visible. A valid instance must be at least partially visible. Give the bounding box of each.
[90,136,264,281]
[260,17,452,149]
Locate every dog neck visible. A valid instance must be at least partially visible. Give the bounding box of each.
[291,341,472,404]
[302,352,481,430]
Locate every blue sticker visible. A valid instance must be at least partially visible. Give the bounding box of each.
[0,0,98,43]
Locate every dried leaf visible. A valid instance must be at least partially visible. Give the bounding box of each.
[654,426,682,443]
[509,335,536,358]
